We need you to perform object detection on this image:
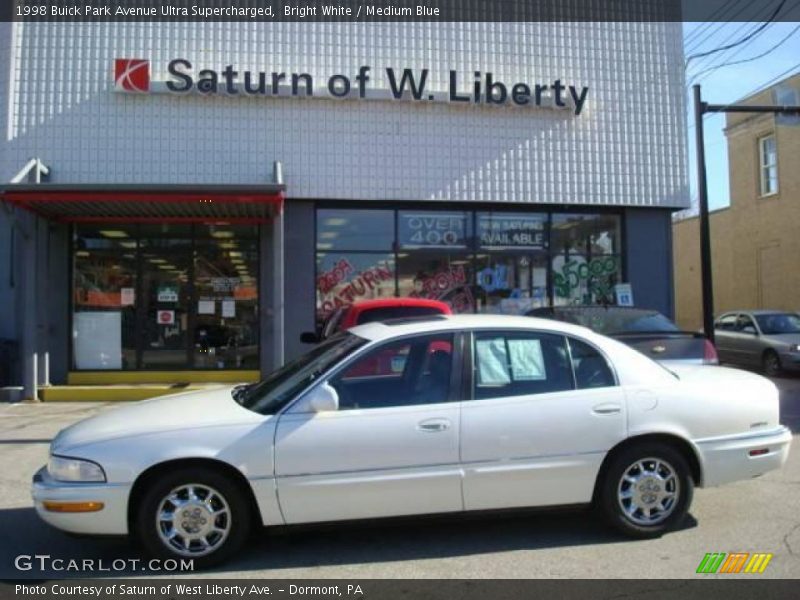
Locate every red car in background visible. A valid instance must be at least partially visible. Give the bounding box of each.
[301,299,453,379]
[302,298,453,343]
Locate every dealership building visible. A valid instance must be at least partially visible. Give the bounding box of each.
[0,21,688,400]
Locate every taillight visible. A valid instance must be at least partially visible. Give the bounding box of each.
[703,339,719,364]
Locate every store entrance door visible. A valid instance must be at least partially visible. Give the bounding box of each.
[139,229,193,369]
[71,223,260,373]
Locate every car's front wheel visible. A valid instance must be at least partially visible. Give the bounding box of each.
[763,350,782,377]
[134,467,251,567]
[599,443,693,538]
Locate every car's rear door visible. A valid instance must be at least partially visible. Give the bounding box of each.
[459,329,627,510]
[274,332,464,524]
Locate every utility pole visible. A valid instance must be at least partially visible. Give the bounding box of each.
[692,84,800,346]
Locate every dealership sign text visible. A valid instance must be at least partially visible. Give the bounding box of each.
[114,59,590,115]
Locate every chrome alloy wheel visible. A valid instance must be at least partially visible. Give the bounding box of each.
[617,457,680,526]
[156,484,231,557]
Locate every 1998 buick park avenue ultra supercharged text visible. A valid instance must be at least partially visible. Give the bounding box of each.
[32,316,791,566]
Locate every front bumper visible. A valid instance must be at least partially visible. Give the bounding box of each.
[778,351,800,372]
[696,426,792,487]
[31,467,130,535]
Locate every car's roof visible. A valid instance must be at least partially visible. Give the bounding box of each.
[721,309,799,316]
[346,298,451,312]
[534,305,662,314]
[349,313,595,342]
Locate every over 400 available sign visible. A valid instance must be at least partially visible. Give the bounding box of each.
[114,59,590,115]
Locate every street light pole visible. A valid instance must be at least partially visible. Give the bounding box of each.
[693,84,715,345]
[691,84,800,345]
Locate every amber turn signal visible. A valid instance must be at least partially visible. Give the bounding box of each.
[42,501,104,513]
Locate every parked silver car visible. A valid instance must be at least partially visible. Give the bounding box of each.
[714,311,800,376]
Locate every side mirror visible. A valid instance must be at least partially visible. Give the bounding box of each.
[291,383,339,413]
[300,332,319,344]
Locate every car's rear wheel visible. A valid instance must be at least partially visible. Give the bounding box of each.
[599,443,693,538]
[134,467,251,567]
[763,350,782,377]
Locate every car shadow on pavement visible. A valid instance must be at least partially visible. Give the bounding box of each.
[0,506,699,578]
[213,508,699,575]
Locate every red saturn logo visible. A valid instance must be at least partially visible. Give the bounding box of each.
[114,59,150,92]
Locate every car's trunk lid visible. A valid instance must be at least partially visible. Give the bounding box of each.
[613,331,713,364]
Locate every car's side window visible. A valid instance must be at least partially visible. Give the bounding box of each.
[735,315,757,334]
[472,331,573,400]
[568,338,616,389]
[330,334,454,410]
[715,314,737,331]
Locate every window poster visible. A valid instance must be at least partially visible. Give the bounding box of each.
[198,300,215,315]
[73,311,122,370]
[222,299,236,318]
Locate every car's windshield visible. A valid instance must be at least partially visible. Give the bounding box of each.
[755,313,800,335]
[554,309,680,335]
[233,333,367,414]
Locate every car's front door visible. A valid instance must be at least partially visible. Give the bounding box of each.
[274,332,463,524]
[460,330,627,510]
[727,314,761,366]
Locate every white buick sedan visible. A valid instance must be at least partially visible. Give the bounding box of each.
[33,315,791,566]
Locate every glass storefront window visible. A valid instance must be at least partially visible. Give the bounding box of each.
[397,252,475,313]
[551,214,621,306]
[316,252,396,326]
[474,253,548,314]
[477,212,547,251]
[551,214,620,256]
[72,226,138,369]
[317,209,394,251]
[71,224,259,371]
[395,210,474,313]
[194,225,260,370]
[398,211,472,251]
[314,208,625,321]
[139,225,192,369]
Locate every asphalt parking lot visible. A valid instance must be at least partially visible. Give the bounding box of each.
[1,374,799,580]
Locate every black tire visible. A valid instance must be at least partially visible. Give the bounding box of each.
[599,442,693,538]
[134,467,251,568]
[763,350,782,377]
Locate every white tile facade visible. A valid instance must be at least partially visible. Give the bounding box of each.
[0,21,688,208]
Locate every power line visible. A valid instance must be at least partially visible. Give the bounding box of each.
[684,0,754,53]
[690,24,800,84]
[689,0,800,80]
[685,0,788,66]
[688,20,771,75]
[684,0,749,49]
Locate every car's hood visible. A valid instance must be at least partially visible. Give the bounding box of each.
[761,333,800,346]
[51,386,266,452]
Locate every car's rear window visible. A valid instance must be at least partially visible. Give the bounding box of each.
[554,309,680,335]
[356,306,446,325]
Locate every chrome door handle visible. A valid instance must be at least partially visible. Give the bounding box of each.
[417,419,450,432]
[592,403,622,415]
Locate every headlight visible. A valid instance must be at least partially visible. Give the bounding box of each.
[790,344,800,353]
[47,456,106,483]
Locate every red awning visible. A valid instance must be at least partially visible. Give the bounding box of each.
[1,186,284,224]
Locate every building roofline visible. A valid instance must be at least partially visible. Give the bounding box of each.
[0,183,286,194]
[733,71,800,105]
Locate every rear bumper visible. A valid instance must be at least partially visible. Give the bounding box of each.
[695,427,792,487]
[31,467,130,535]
